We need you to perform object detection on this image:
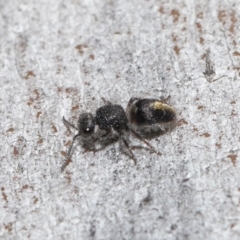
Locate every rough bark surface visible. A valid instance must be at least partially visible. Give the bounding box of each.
[1,0,240,239]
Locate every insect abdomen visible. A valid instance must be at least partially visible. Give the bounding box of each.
[131,99,176,125]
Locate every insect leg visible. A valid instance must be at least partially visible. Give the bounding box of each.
[121,137,137,165]
[101,97,112,105]
[130,128,161,155]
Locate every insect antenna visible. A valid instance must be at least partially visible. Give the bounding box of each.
[63,116,78,130]
[61,133,81,172]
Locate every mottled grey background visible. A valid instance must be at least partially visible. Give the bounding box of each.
[1,0,240,239]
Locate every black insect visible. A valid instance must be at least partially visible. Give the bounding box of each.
[61,98,176,172]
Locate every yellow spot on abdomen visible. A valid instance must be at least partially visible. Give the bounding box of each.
[152,101,175,112]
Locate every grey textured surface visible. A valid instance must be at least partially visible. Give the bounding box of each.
[1,0,240,239]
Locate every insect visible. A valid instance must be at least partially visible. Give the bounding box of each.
[61,98,176,172]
